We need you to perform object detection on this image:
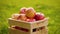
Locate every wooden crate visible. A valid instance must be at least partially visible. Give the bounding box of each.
[8,18,48,34]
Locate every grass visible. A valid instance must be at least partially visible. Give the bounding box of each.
[0,0,60,34]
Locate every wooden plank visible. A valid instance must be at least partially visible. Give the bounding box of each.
[9,27,30,34]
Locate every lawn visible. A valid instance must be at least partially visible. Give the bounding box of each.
[0,0,60,34]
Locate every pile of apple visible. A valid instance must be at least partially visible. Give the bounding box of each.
[12,7,45,22]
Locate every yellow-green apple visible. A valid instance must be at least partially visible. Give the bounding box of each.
[26,7,36,19]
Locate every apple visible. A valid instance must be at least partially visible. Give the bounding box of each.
[26,7,36,19]
[17,14,27,21]
[26,19,36,22]
[34,13,45,21]
[12,14,20,19]
[19,7,27,14]
[12,14,27,21]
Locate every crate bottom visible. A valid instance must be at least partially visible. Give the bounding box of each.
[9,27,48,34]
[9,27,30,34]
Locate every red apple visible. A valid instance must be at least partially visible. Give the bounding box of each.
[34,13,45,21]
[26,7,36,19]
[20,7,27,14]
[26,19,36,22]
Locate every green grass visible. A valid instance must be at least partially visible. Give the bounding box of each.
[0,0,60,34]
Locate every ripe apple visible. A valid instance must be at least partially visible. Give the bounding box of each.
[20,7,27,14]
[26,7,36,19]
[12,14,20,19]
[26,19,36,22]
[17,14,27,21]
[34,13,45,21]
